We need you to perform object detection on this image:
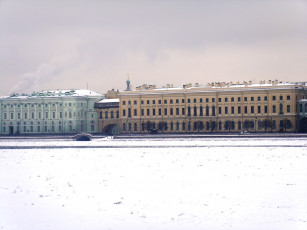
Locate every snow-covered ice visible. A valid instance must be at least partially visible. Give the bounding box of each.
[0,138,307,230]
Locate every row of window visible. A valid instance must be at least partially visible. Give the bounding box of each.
[122,95,291,105]
[1,102,86,108]
[121,104,291,118]
[99,111,119,119]
[122,119,292,132]
[2,111,88,120]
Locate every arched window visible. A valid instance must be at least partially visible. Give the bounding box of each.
[111,111,114,118]
[105,111,108,119]
[116,111,119,118]
[212,106,215,116]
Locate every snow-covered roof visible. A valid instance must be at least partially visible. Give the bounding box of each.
[96,98,119,103]
[5,89,103,98]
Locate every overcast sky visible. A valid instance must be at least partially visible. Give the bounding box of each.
[0,0,306,95]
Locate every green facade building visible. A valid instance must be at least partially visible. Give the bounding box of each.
[0,89,104,135]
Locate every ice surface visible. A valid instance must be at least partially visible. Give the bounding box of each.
[0,138,307,230]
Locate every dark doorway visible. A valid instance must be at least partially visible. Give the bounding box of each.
[299,118,307,133]
[103,124,120,135]
[9,126,14,135]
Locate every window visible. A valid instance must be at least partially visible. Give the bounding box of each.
[279,103,283,114]
[188,106,191,116]
[193,98,196,103]
[159,108,162,116]
[158,100,162,104]
[134,100,137,105]
[111,111,114,118]
[128,108,131,117]
[141,109,144,116]
[164,108,167,116]
[105,111,108,119]
[176,122,180,131]
[264,96,268,101]
[116,111,119,118]
[164,100,167,104]
[170,108,173,116]
[231,97,234,102]
[182,122,186,131]
[134,109,137,116]
[176,99,179,104]
[53,112,55,119]
[10,113,13,119]
[182,108,185,115]
[141,100,144,105]
[69,111,71,118]
[244,106,248,114]
[176,108,179,115]
[39,112,41,119]
[152,100,155,104]
[200,98,203,103]
[264,106,268,114]
[272,96,276,101]
[187,99,191,103]
[212,98,215,102]
[287,95,290,100]
[225,98,228,102]
[212,106,215,116]
[279,96,283,100]
[123,123,126,131]
[134,123,137,131]
[60,112,63,119]
[200,106,203,116]
[287,105,290,113]
[258,106,261,114]
[225,106,228,114]
[251,106,254,114]
[193,106,197,116]
[182,99,185,103]
[123,109,126,116]
[147,109,150,116]
[244,97,247,102]
[218,107,222,114]
[238,97,241,102]
[257,97,261,101]
[153,108,156,116]
[272,105,276,113]
[205,106,209,116]
[170,99,173,104]
[123,101,126,105]
[128,101,131,105]
[206,98,209,103]
[24,113,27,119]
[18,113,20,119]
[218,98,221,102]
[147,100,150,105]
[231,106,234,114]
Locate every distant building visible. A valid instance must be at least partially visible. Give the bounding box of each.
[0,89,104,135]
[96,80,307,134]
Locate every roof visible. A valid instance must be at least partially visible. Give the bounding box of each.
[4,89,103,99]
[96,98,120,103]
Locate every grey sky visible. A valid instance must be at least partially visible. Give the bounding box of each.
[0,0,306,95]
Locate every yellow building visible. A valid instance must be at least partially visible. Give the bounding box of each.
[96,80,307,134]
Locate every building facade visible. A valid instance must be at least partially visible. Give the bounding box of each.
[97,80,307,134]
[0,90,104,135]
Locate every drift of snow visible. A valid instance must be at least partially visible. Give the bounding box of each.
[0,138,307,230]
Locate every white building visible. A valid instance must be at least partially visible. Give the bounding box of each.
[0,89,104,135]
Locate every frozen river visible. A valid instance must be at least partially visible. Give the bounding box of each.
[1,137,307,230]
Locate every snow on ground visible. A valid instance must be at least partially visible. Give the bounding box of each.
[0,138,307,230]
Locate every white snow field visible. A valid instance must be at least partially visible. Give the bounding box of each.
[0,138,307,230]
